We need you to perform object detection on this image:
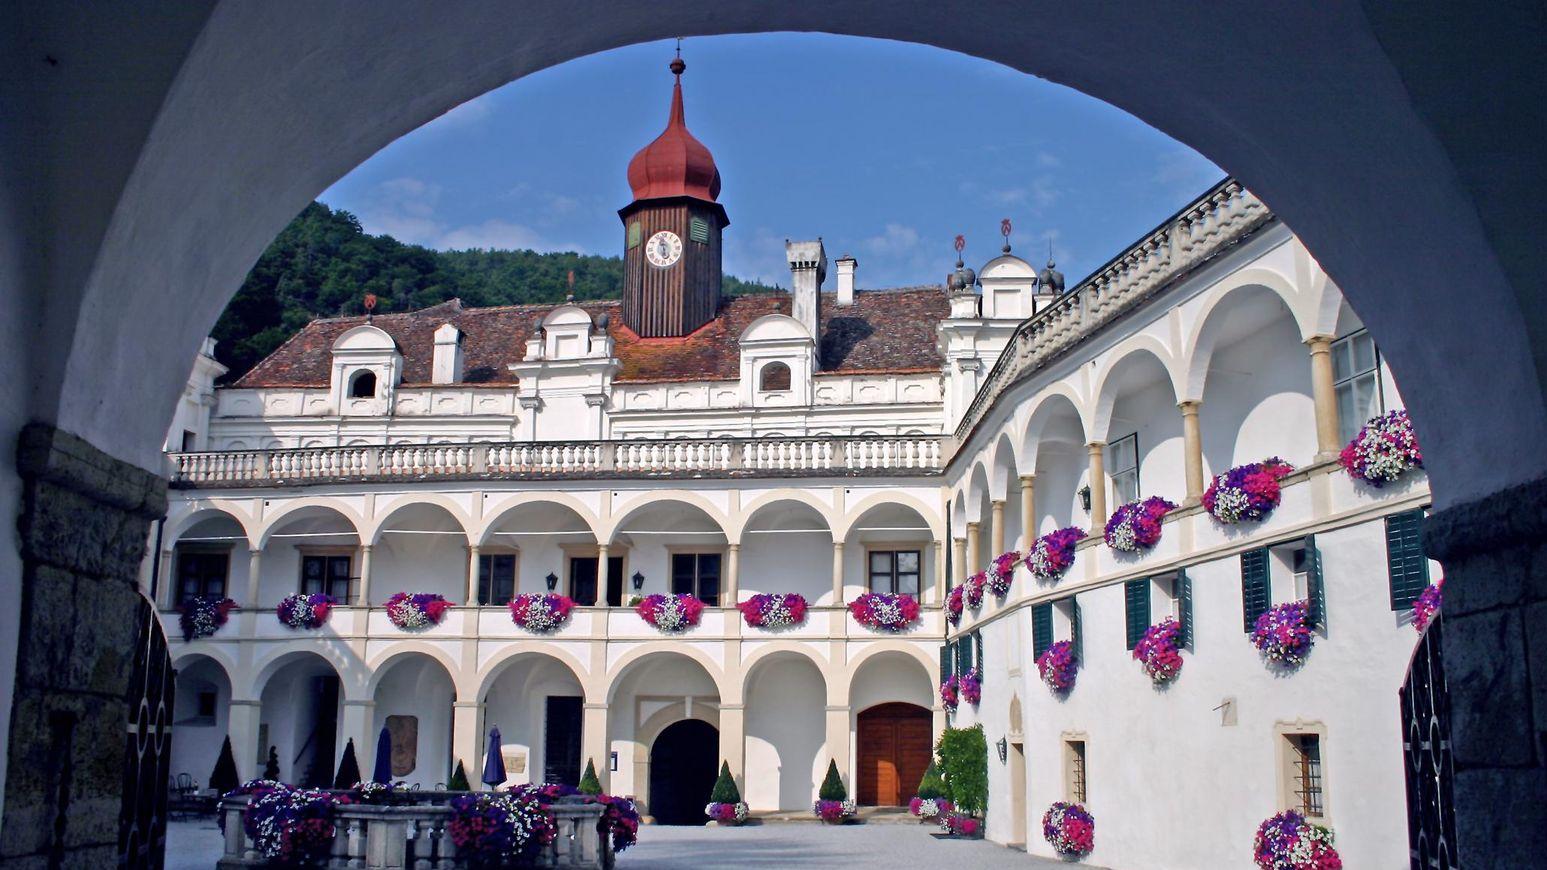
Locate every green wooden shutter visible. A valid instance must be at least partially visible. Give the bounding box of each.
[1241,548,1271,632]
[1032,603,1053,659]
[689,216,710,244]
[1124,579,1151,650]
[955,636,972,675]
[974,632,984,671]
[1071,596,1084,665]
[1305,535,1327,633]
[1385,509,1429,610]
[939,643,951,681]
[627,221,641,248]
[1177,569,1194,650]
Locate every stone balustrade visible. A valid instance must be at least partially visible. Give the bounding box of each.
[216,794,610,869]
[954,177,1271,444]
[170,434,943,487]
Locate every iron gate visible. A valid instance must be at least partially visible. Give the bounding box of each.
[117,594,174,870]
[1400,611,1456,869]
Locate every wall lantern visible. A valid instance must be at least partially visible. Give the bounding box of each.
[996,737,1008,764]
[545,572,559,591]
[1078,485,1092,513]
[632,571,646,591]
[610,751,619,772]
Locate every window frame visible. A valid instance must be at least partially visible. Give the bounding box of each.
[865,546,924,597]
[299,546,358,604]
[758,361,793,393]
[477,548,520,607]
[1275,722,1330,822]
[1331,328,1384,442]
[347,369,378,399]
[1063,736,1089,804]
[1107,432,1140,505]
[561,543,630,607]
[174,545,232,602]
[667,547,725,606]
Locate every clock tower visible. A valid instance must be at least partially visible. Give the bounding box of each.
[619,52,728,337]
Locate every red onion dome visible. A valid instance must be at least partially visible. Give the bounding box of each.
[626,57,722,203]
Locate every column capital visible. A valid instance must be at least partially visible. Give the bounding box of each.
[1018,473,1036,485]
[1177,399,1202,412]
[1086,440,1106,450]
[718,703,746,712]
[230,698,261,708]
[343,699,374,708]
[1304,333,1335,350]
[990,498,1006,507]
[832,541,845,550]
[965,520,980,529]
[727,542,740,552]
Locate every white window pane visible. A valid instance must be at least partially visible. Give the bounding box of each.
[1113,469,1139,504]
[1352,333,1377,374]
[897,551,920,572]
[1332,339,1354,382]
[1108,435,1137,474]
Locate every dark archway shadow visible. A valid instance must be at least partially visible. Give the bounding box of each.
[648,719,719,825]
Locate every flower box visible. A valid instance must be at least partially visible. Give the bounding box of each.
[509,593,576,633]
[1204,458,1294,524]
[1251,600,1315,668]
[946,585,965,627]
[1104,496,1178,553]
[1340,409,1422,487]
[1133,617,1184,684]
[941,812,982,838]
[1026,527,1083,582]
[986,551,1020,598]
[964,572,986,609]
[704,801,748,825]
[1043,801,1095,857]
[1036,640,1077,695]
[1413,579,1443,633]
[812,799,856,823]
[180,595,237,641]
[276,593,334,630]
[635,593,705,633]
[737,592,807,629]
[384,592,451,630]
[1254,810,1341,869]
[908,796,951,823]
[848,592,920,632]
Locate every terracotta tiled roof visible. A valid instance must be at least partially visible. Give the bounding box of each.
[231,288,950,389]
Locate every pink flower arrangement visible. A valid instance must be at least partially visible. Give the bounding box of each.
[1043,801,1095,856]
[908,796,951,821]
[277,593,334,629]
[384,592,451,631]
[986,551,1020,597]
[1104,496,1178,553]
[1254,810,1342,869]
[1252,600,1315,668]
[960,667,982,705]
[942,812,981,837]
[1204,458,1295,524]
[1340,409,1422,487]
[179,595,237,641]
[737,592,808,629]
[635,593,705,633]
[704,801,748,824]
[1026,527,1083,582]
[939,675,960,714]
[1413,578,1443,633]
[508,593,575,633]
[946,585,965,627]
[1133,617,1184,684]
[964,572,986,609]
[849,592,921,632]
[1036,640,1078,694]
[240,782,352,864]
[813,799,856,822]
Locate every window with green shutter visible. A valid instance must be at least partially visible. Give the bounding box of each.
[627,221,641,248]
[1304,535,1327,632]
[689,216,710,244]
[974,632,984,671]
[1124,579,1151,650]
[957,636,973,674]
[1241,548,1271,632]
[1032,603,1053,659]
[1386,509,1429,610]
[1177,569,1194,650]
[939,643,952,681]
[1071,596,1083,665]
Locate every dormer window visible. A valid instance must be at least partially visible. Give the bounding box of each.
[759,362,792,392]
[348,370,377,399]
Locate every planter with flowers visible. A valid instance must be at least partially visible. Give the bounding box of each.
[942,812,982,838]
[813,760,857,823]
[277,593,335,630]
[384,592,451,631]
[1253,810,1341,869]
[737,592,807,629]
[508,593,575,634]
[849,592,920,632]
[239,781,351,865]
[960,667,982,706]
[964,572,986,609]
[1026,527,1084,583]
[1413,579,1443,633]
[1340,409,1422,487]
[986,551,1020,598]
[1043,801,1095,858]
[635,593,705,633]
[939,675,961,714]
[705,761,749,826]
[1037,640,1078,695]
[1133,617,1185,684]
[447,789,557,866]
[1204,458,1295,525]
[1252,600,1315,668]
[946,585,965,627]
[909,762,951,823]
[180,595,237,641]
[1104,496,1178,553]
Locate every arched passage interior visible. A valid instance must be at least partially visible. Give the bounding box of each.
[371,653,456,788]
[258,652,344,787]
[648,719,720,825]
[744,653,827,811]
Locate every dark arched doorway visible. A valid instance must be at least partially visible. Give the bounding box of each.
[856,702,932,806]
[648,719,719,825]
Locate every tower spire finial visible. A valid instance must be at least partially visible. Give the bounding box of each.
[670,38,685,77]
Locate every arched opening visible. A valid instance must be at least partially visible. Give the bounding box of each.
[856,702,931,807]
[607,650,722,810]
[744,652,827,810]
[611,499,728,606]
[371,653,456,788]
[370,502,470,606]
[169,655,232,793]
[759,361,791,392]
[843,501,935,605]
[739,498,832,607]
[257,652,345,787]
[648,719,720,825]
[1022,394,1090,536]
[258,505,362,607]
[168,511,249,608]
[348,369,377,398]
[480,500,600,607]
[1095,349,1184,504]
[480,652,587,788]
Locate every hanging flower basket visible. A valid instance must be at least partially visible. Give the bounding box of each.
[848,592,920,632]
[1036,640,1078,695]
[986,551,1020,598]
[812,799,856,823]
[509,593,576,633]
[1133,617,1184,684]
[939,675,961,714]
[1104,496,1178,553]
[960,666,982,705]
[1253,810,1342,870]
[1204,458,1295,524]
[384,592,452,631]
[636,593,705,633]
[1340,409,1423,486]
[964,572,986,609]
[946,585,965,627]
[1026,527,1084,582]
[351,781,398,805]
[941,812,982,838]
[1413,579,1443,633]
[737,592,807,629]
[1043,801,1096,857]
[705,801,749,825]
[447,790,557,867]
[241,782,351,865]
[908,796,952,822]
[179,595,237,641]
[277,593,335,629]
[1252,600,1315,668]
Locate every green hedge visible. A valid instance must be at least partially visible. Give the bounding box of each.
[935,725,988,815]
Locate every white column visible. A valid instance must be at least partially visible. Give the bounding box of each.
[719,704,746,794]
[466,545,480,605]
[1180,400,1205,505]
[965,522,981,576]
[723,543,740,607]
[1087,442,1108,533]
[1019,474,1036,547]
[227,699,263,781]
[342,700,375,780]
[831,542,845,604]
[824,705,852,796]
[245,549,262,607]
[952,538,967,586]
[452,701,482,788]
[582,701,610,794]
[357,544,373,606]
[990,499,1006,556]
[1306,335,1342,460]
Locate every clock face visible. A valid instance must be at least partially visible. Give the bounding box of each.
[644,230,684,268]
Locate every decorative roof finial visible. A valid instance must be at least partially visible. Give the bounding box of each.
[363,292,377,321]
[953,233,966,268]
[1047,238,1055,268]
[1001,218,1013,254]
[566,270,576,303]
[671,37,685,77]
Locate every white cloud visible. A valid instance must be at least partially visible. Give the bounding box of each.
[864,223,921,257]
[351,176,583,253]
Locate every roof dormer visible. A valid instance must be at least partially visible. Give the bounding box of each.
[739,313,816,408]
[329,324,402,415]
[979,252,1038,320]
[525,305,613,362]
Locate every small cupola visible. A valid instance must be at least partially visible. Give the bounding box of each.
[979,218,1038,319]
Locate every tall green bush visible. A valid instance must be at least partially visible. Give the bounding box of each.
[935,725,988,815]
[447,760,471,792]
[914,760,948,801]
[818,759,847,801]
[578,760,602,794]
[709,761,741,803]
[209,736,240,794]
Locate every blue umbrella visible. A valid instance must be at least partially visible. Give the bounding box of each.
[372,725,393,784]
[481,727,507,788]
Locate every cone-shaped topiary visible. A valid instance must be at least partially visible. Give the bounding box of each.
[709,761,741,804]
[447,760,471,792]
[578,759,602,795]
[333,738,362,789]
[915,760,948,801]
[262,746,280,782]
[209,736,240,794]
[819,759,847,801]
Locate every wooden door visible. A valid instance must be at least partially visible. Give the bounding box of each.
[857,703,932,806]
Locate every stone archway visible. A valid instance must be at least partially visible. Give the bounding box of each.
[648,719,720,825]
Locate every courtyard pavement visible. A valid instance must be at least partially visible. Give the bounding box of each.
[168,816,1085,868]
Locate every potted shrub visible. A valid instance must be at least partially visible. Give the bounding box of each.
[908,762,951,823]
[935,726,987,838]
[447,760,471,792]
[812,760,856,823]
[578,760,602,795]
[704,761,749,825]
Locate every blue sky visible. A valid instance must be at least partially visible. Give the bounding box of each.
[320,33,1222,290]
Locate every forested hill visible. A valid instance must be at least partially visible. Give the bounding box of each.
[211,201,783,383]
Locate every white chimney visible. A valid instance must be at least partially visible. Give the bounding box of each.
[835,255,857,306]
[432,323,463,384]
[785,238,827,339]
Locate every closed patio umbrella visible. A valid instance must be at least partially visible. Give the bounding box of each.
[372,725,393,784]
[481,727,506,789]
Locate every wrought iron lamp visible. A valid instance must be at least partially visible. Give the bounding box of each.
[997,736,1008,764]
[632,571,646,591]
[545,572,558,591]
[1078,485,1092,513]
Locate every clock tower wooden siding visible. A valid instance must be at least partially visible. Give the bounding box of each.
[621,198,724,338]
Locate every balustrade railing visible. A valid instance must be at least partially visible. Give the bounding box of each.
[170,434,943,486]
